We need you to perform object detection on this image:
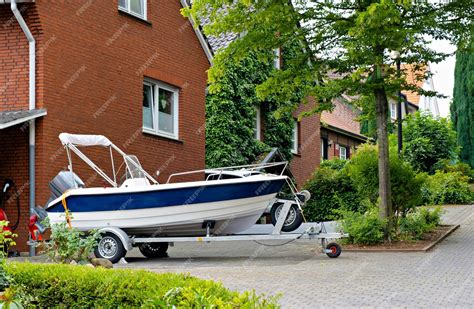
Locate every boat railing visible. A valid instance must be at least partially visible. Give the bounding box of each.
[166,161,289,184]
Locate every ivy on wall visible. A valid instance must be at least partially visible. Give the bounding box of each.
[205,41,307,168]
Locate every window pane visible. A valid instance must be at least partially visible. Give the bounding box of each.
[130,0,144,16]
[143,84,154,129]
[118,0,127,9]
[158,88,174,134]
[253,106,261,140]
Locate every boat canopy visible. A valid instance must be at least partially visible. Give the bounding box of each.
[59,133,112,147]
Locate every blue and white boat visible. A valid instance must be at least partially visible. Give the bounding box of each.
[46,133,288,236]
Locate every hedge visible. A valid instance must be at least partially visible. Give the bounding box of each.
[6,262,279,308]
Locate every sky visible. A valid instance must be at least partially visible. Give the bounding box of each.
[429,40,457,118]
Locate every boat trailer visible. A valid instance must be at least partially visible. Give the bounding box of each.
[98,199,348,261]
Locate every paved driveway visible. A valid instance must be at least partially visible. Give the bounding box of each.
[119,205,474,308]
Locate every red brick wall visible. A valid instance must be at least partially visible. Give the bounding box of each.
[290,97,321,188]
[0,4,42,112]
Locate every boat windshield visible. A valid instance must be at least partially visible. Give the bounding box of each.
[124,155,146,179]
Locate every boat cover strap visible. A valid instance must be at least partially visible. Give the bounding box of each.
[59,133,112,147]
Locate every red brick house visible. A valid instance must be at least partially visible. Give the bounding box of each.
[0,0,211,253]
[320,98,367,160]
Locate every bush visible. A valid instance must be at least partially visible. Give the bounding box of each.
[320,158,347,171]
[422,171,473,205]
[303,166,364,222]
[346,144,425,216]
[403,112,459,174]
[0,221,16,292]
[439,161,474,183]
[45,222,101,263]
[398,207,443,240]
[7,262,278,308]
[336,206,386,245]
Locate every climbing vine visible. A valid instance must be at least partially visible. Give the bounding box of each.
[205,40,308,168]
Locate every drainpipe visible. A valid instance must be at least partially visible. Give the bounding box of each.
[11,0,36,257]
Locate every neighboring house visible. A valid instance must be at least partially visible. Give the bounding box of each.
[0,0,210,252]
[320,98,367,161]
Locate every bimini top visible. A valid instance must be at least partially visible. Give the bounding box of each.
[59,133,112,147]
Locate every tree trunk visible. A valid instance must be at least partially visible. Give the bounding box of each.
[374,87,393,242]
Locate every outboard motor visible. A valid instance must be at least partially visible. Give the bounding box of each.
[49,170,85,200]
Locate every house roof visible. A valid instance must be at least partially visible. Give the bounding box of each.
[401,64,427,106]
[321,99,367,141]
[0,109,47,129]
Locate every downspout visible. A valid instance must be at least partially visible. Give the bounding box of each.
[11,0,36,257]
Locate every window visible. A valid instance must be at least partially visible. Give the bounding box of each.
[143,79,179,139]
[390,102,397,119]
[339,145,347,160]
[119,0,146,19]
[321,138,328,160]
[291,119,298,154]
[253,106,261,141]
[273,48,281,69]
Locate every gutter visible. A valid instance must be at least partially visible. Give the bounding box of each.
[179,0,214,63]
[10,0,36,257]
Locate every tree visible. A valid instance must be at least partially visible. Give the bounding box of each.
[451,34,474,168]
[403,112,459,174]
[184,0,473,240]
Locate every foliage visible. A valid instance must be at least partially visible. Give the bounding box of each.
[320,158,348,171]
[346,144,425,217]
[421,171,473,205]
[398,207,443,240]
[45,222,101,264]
[303,167,364,222]
[7,262,279,308]
[337,206,386,245]
[0,221,16,292]
[403,112,459,174]
[439,161,474,183]
[205,41,306,168]
[185,0,473,240]
[451,35,474,168]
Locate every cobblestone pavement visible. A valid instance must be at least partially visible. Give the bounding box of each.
[119,205,474,308]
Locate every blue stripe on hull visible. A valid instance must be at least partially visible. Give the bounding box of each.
[47,179,286,213]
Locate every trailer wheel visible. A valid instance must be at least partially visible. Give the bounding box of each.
[94,232,126,263]
[270,202,303,232]
[325,242,342,258]
[139,242,169,258]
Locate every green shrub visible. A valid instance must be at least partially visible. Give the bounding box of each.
[346,144,425,216]
[439,161,474,183]
[320,158,347,171]
[422,171,473,205]
[303,166,364,222]
[336,206,386,245]
[403,112,459,174]
[7,262,278,308]
[45,222,102,263]
[398,207,443,240]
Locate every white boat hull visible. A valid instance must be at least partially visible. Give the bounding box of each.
[48,194,276,236]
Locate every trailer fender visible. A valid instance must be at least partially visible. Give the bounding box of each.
[98,227,132,251]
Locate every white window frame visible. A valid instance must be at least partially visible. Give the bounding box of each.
[119,0,147,20]
[142,79,179,140]
[339,145,347,160]
[291,119,298,154]
[390,102,397,119]
[254,106,261,141]
[273,48,281,69]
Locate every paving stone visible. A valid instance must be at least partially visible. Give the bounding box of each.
[119,205,474,308]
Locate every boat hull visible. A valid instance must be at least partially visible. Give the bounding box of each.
[46,176,286,236]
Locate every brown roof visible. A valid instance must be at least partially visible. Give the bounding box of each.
[321,99,364,139]
[401,64,426,106]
